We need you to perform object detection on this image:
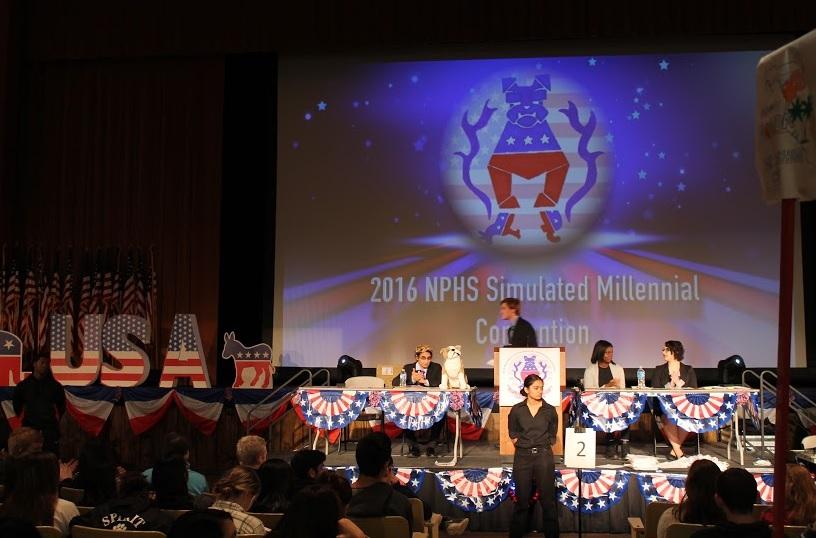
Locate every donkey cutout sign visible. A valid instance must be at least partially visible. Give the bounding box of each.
[221,332,276,389]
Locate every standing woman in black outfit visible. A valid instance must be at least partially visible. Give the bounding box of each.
[508,374,559,538]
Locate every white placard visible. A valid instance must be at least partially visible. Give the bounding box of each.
[564,427,596,469]
[498,347,561,407]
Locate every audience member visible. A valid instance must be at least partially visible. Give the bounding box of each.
[346,433,413,533]
[250,458,293,513]
[290,448,326,493]
[210,465,265,536]
[69,471,173,533]
[0,516,40,538]
[761,464,816,527]
[236,435,267,469]
[657,459,724,538]
[143,432,208,495]
[1,427,45,492]
[7,427,43,456]
[273,484,364,538]
[168,509,236,538]
[0,451,79,536]
[153,457,194,510]
[316,471,366,538]
[63,437,119,507]
[691,468,771,538]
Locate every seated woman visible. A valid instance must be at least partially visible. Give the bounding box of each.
[153,457,194,510]
[656,459,724,538]
[0,451,79,536]
[582,339,628,459]
[651,340,698,459]
[64,437,120,506]
[761,464,816,527]
[273,484,364,538]
[251,458,294,513]
[394,345,444,457]
[210,465,266,536]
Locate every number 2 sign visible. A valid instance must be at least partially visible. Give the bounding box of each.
[564,428,596,469]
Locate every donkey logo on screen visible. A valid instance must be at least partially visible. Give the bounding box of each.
[221,332,276,389]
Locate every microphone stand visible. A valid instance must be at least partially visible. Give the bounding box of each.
[574,385,585,538]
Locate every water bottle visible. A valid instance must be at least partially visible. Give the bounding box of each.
[636,366,646,389]
[399,369,407,387]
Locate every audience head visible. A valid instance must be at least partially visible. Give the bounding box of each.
[677,459,724,524]
[161,432,191,462]
[168,509,236,538]
[663,340,685,361]
[783,464,816,525]
[715,468,759,517]
[0,516,40,538]
[152,457,191,508]
[118,470,152,499]
[255,458,293,509]
[291,449,326,481]
[213,465,261,511]
[77,437,118,504]
[7,427,43,457]
[355,432,392,479]
[317,470,353,510]
[590,340,614,365]
[236,435,267,469]
[275,485,342,538]
[1,451,59,526]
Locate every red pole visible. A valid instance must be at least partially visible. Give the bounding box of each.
[772,198,796,538]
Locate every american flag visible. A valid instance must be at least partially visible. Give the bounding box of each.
[121,254,137,316]
[159,314,210,388]
[99,314,150,387]
[19,268,38,355]
[4,265,19,335]
[0,260,5,331]
[90,264,103,315]
[61,261,74,318]
[76,262,93,358]
[50,313,101,386]
[102,268,114,318]
[135,253,147,318]
[37,267,61,352]
[145,250,157,327]
[0,330,22,386]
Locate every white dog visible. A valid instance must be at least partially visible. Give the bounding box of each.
[439,345,469,390]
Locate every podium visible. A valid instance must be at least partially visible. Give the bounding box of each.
[494,346,566,456]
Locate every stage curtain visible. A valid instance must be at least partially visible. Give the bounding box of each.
[4,58,224,380]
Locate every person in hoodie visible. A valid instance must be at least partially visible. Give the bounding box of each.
[345,433,413,534]
[70,471,173,534]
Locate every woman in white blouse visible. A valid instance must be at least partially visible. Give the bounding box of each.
[583,340,629,459]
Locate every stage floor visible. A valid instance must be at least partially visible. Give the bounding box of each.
[297,437,773,472]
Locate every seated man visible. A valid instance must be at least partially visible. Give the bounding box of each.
[70,471,174,534]
[346,433,413,534]
[393,345,444,457]
[691,468,771,538]
[143,432,208,496]
[290,448,326,494]
[236,435,267,470]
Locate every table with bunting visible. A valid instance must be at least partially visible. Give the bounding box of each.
[570,386,760,464]
[293,386,482,466]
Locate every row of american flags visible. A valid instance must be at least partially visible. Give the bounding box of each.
[0,246,157,363]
